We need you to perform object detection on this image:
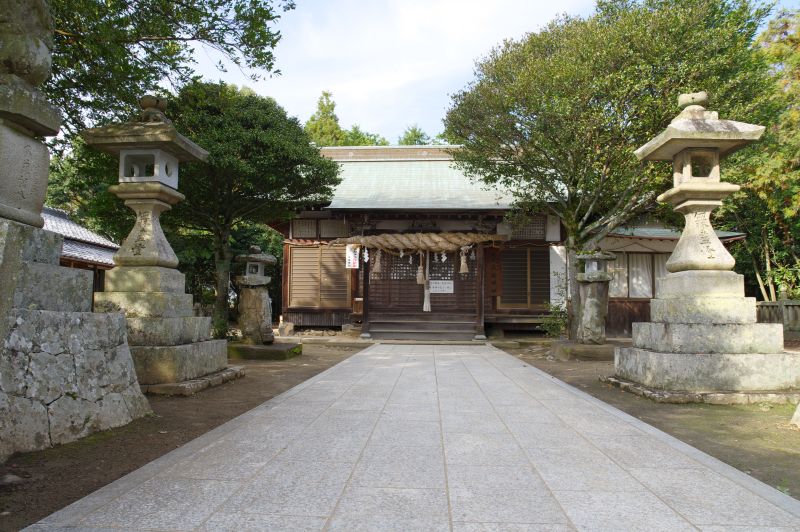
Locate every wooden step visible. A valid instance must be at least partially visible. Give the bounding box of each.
[369,320,475,332]
[369,330,477,341]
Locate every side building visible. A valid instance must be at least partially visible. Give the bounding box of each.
[279,146,743,339]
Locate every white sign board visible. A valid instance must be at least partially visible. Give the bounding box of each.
[345,245,360,269]
[429,280,454,294]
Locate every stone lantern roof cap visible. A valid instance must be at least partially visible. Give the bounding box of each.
[635,92,764,162]
[80,95,208,162]
[235,245,277,265]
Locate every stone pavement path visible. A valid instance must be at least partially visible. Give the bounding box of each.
[28,344,800,531]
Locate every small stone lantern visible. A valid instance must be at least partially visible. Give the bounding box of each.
[576,251,616,344]
[614,92,800,398]
[235,246,277,344]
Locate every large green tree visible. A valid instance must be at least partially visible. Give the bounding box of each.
[168,81,339,332]
[721,8,800,300]
[47,0,294,138]
[304,91,388,146]
[444,0,775,340]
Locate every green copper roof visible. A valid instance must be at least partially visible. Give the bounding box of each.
[610,226,744,240]
[326,159,514,211]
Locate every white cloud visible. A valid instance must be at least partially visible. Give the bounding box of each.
[194,0,596,142]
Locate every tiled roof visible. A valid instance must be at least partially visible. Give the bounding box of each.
[322,146,513,211]
[62,240,117,267]
[42,207,119,266]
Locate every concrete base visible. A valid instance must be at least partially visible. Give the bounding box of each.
[130,340,228,384]
[551,341,617,361]
[227,341,301,361]
[616,346,800,392]
[602,375,800,405]
[139,365,245,396]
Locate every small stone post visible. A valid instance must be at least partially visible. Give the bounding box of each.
[576,252,615,344]
[614,92,800,398]
[234,246,277,345]
[82,100,237,392]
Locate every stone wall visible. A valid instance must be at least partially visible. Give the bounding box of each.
[0,219,150,462]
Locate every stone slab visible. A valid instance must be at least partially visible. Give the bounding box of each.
[130,339,228,384]
[30,344,800,530]
[140,366,245,396]
[1,309,150,462]
[615,346,800,392]
[550,340,616,361]
[104,266,186,293]
[227,342,301,361]
[125,316,212,346]
[633,322,784,354]
[94,291,194,318]
[0,120,49,227]
[601,376,800,405]
[13,262,93,312]
[650,296,757,324]
[656,270,744,299]
[0,75,61,136]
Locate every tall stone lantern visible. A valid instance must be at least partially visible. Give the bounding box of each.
[82,98,235,393]
[614,92,800,399]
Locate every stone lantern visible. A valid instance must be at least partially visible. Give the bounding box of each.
[576,251,616,344]
[234,246,277,345]
[82,98,237,393]
[613,92,800,399]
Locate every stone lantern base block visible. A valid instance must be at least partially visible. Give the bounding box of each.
[13,261,93,312]
[656,270,745,299]
[633,322,784,354]
[125,316,213,345]
[615,347,800,393]
[94,291,194,318]
[650,297,757,324]
[130,340,228,385]
[104,266,186,293]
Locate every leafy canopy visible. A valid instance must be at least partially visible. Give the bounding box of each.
[398,125,432,145]
[304,91,388,146]
[445,0,775,250]
[47,0,294,137]
[167,81,340,236]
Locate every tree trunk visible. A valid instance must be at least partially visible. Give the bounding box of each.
[212,231,233,338]
[565,237,581,342]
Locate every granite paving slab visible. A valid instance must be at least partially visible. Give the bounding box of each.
[28,344,800,531]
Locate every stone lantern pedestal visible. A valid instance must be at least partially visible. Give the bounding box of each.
[612,93,800,402]
[83,99,240,394]
[234,246,276,345]
[576,252,616,345]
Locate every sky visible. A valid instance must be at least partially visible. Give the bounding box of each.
[194,0,799,144]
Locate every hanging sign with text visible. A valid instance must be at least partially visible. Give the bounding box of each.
[429,280,454,294]
[345,245,360,269]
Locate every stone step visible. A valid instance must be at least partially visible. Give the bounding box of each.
[615,346,800,392]
[633,322,784,354]
[130,339,228,384]
[94,291,194,318]
[650,296,757,324]
[13,262,93,312]
[104,266,186,293]
[125,316,213,346]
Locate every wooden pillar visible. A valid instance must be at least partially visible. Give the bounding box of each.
[360,248,371,338]
[475,246,486,340]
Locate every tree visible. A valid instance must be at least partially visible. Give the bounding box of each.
[398,125,432,145]
[444,0,775,340]
[721,9,800,300]
[166,81,340,333]
[304,91,388,146]
[47,0,294,138]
